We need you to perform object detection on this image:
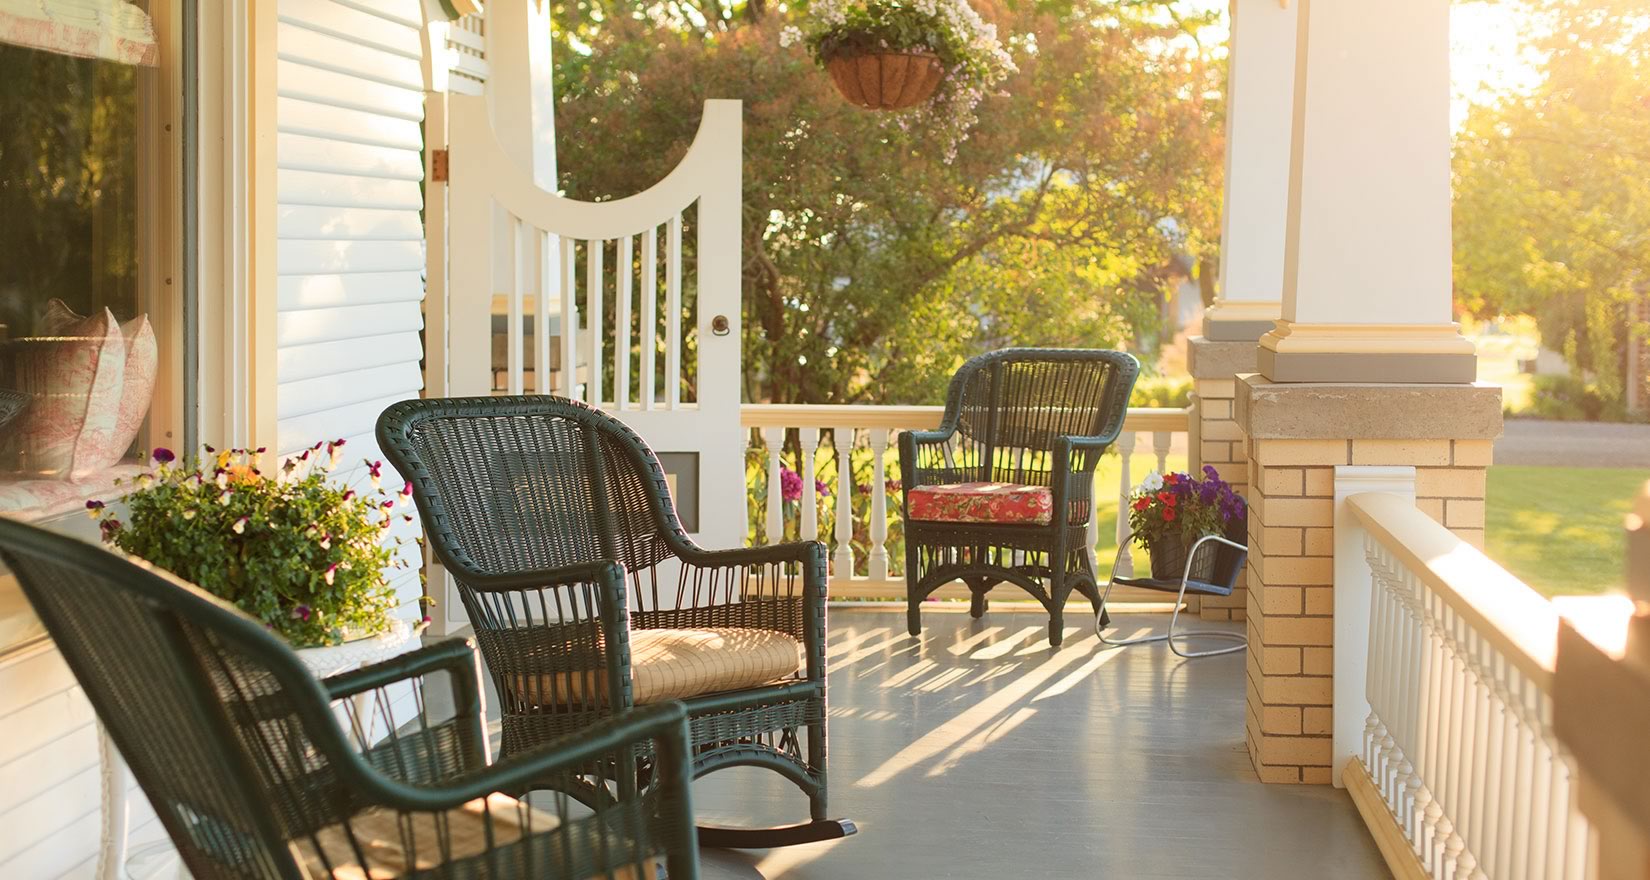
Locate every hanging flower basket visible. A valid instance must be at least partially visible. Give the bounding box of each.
[825,50,947,111]
[781,0,1015,155]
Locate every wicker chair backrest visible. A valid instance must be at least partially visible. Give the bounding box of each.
[947,349,1138,485]
[379,396,681,580]
[0,519,367,880]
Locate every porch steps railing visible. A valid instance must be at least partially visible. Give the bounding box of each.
[1339,491,1597,880]
[740,404,1191,603]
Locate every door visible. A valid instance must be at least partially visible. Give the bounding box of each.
[440,95,745,595]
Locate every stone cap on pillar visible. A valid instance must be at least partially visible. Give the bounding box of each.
[1236,373,1504,441]
[1188,336,1261,380]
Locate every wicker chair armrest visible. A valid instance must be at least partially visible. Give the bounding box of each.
[676,539,824,574]
[353,702,693,813]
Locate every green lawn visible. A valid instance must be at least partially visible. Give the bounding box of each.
[1486,466,1650,597]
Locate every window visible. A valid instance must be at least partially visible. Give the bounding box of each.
[0,1,177,524]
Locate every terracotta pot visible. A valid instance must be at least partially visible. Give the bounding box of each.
[825,51,946,111]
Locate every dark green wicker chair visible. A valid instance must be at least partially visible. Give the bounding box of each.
[377,396,854,849]
[0,517,700,880]
[900,348,1140,647]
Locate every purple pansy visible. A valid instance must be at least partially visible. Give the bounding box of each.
[152,447,175,464]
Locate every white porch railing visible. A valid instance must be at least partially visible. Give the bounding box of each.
[1339,491,1597,880]
[739,404,1191,602]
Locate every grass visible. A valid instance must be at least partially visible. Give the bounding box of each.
[1486,465,1650,597]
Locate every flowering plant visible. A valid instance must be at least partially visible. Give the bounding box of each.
[89,442,421,648]
[1127,465,1245,551]
[783,0,1016,157]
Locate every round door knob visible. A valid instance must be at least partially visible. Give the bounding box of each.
[711,315,731,336]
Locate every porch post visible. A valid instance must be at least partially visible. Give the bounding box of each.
[1188,0,1296,620]
[1235,0,1503,785]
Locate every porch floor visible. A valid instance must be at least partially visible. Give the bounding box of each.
[504,605,1388,878]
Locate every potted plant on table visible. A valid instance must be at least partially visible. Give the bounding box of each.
[1128,465,1246,582]
[784,0,1016,155]
[89,442,422,648]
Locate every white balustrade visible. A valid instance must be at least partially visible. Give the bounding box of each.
[1339,492,1597,880]
[741,404,1191,601]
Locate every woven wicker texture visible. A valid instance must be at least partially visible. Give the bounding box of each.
[899,348,1140,647]
[378,396,834,832]
[516,627,804,707]
[0,517,700,880]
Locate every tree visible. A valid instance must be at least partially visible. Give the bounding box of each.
[550,0,1225,404]
[1453,0,1650,417]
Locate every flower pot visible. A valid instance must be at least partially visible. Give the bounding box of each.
[1148,530,1218,583]
[825,51,946,110]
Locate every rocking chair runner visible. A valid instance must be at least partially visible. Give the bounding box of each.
[378,395,854,849]
[900,348,1140,647]
[0,517,700,880]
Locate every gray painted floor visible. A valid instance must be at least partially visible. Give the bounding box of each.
[665,606,1385,879]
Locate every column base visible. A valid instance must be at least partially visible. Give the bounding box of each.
[1203,300,1281,343]
[1257,320,1478,384]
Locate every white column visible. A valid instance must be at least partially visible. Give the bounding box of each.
[1260,0,1475,383]
[1204,0,1298,342]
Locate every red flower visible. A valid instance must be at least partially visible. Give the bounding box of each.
[1164,473,1181,485]
[1162,508,1177,522]
[1156,492,1177,507]
[1132,497,1150,511]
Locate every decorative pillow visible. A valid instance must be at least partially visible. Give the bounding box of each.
[907,481,1055,526]
[15,302,127,479]
[38,300,157,477]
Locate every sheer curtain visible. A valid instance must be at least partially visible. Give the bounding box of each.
[0,0,156,66]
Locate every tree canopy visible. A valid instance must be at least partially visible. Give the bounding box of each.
[1454,0,1650,417]
[550,0,1224,404]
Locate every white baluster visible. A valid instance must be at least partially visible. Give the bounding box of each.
[1540,717,1568,880]
[764,426,784,544]
[641,227,657,409]
[868,429,891,582]
[666,213,682,408]
[616,235,633,408]
[1466,632,1493,871]
[799,427,820,541]
[1511,672,1537,880]
[508,217,525,395]
[1115,432,1136,578]
[535,229,552,394]
[559,237,577,397]
[1526,690,1554,880]
[832,426,856,578]
[1560,753,1589,880]
[1495,656,1521,875]
[1152,430,1172,473]
[586,239,604,407]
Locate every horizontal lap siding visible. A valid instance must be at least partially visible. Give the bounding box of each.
[277,0,427,625]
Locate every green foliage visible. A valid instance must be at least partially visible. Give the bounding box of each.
[93,444,415,647]
[552,1,1224,406]
[1453,0,1650,415]
[1522,373,1636,422]
[1129,374,1192,408]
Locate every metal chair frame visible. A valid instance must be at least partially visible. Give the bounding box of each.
[1096,534,1250,658]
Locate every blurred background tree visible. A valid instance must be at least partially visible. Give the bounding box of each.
[1454,0,1650,420]
[549,0,1225,404]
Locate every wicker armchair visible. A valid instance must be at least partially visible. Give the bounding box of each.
[378,396,853,849]
[900,348,1140,647]
[0,517,700,880]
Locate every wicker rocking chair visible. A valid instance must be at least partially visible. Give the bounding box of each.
[378,396,854,849]
[0,517,700,880]
[900,348,1140,647]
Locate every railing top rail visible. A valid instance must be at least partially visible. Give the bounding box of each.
[740,404,1191,434]
[1348,491,1559,686]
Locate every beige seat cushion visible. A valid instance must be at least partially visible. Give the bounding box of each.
[293,792,653,879]
[514,627,804,707]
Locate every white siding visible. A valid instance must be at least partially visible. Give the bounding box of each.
[277,0,428,616]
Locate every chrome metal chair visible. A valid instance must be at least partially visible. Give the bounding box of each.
[1096,519,1249,658]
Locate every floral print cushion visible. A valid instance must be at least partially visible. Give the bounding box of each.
[908,482,1054,526]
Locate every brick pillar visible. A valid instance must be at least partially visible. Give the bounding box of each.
[1189,337,1259,621]
[1238,375,1502,784]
